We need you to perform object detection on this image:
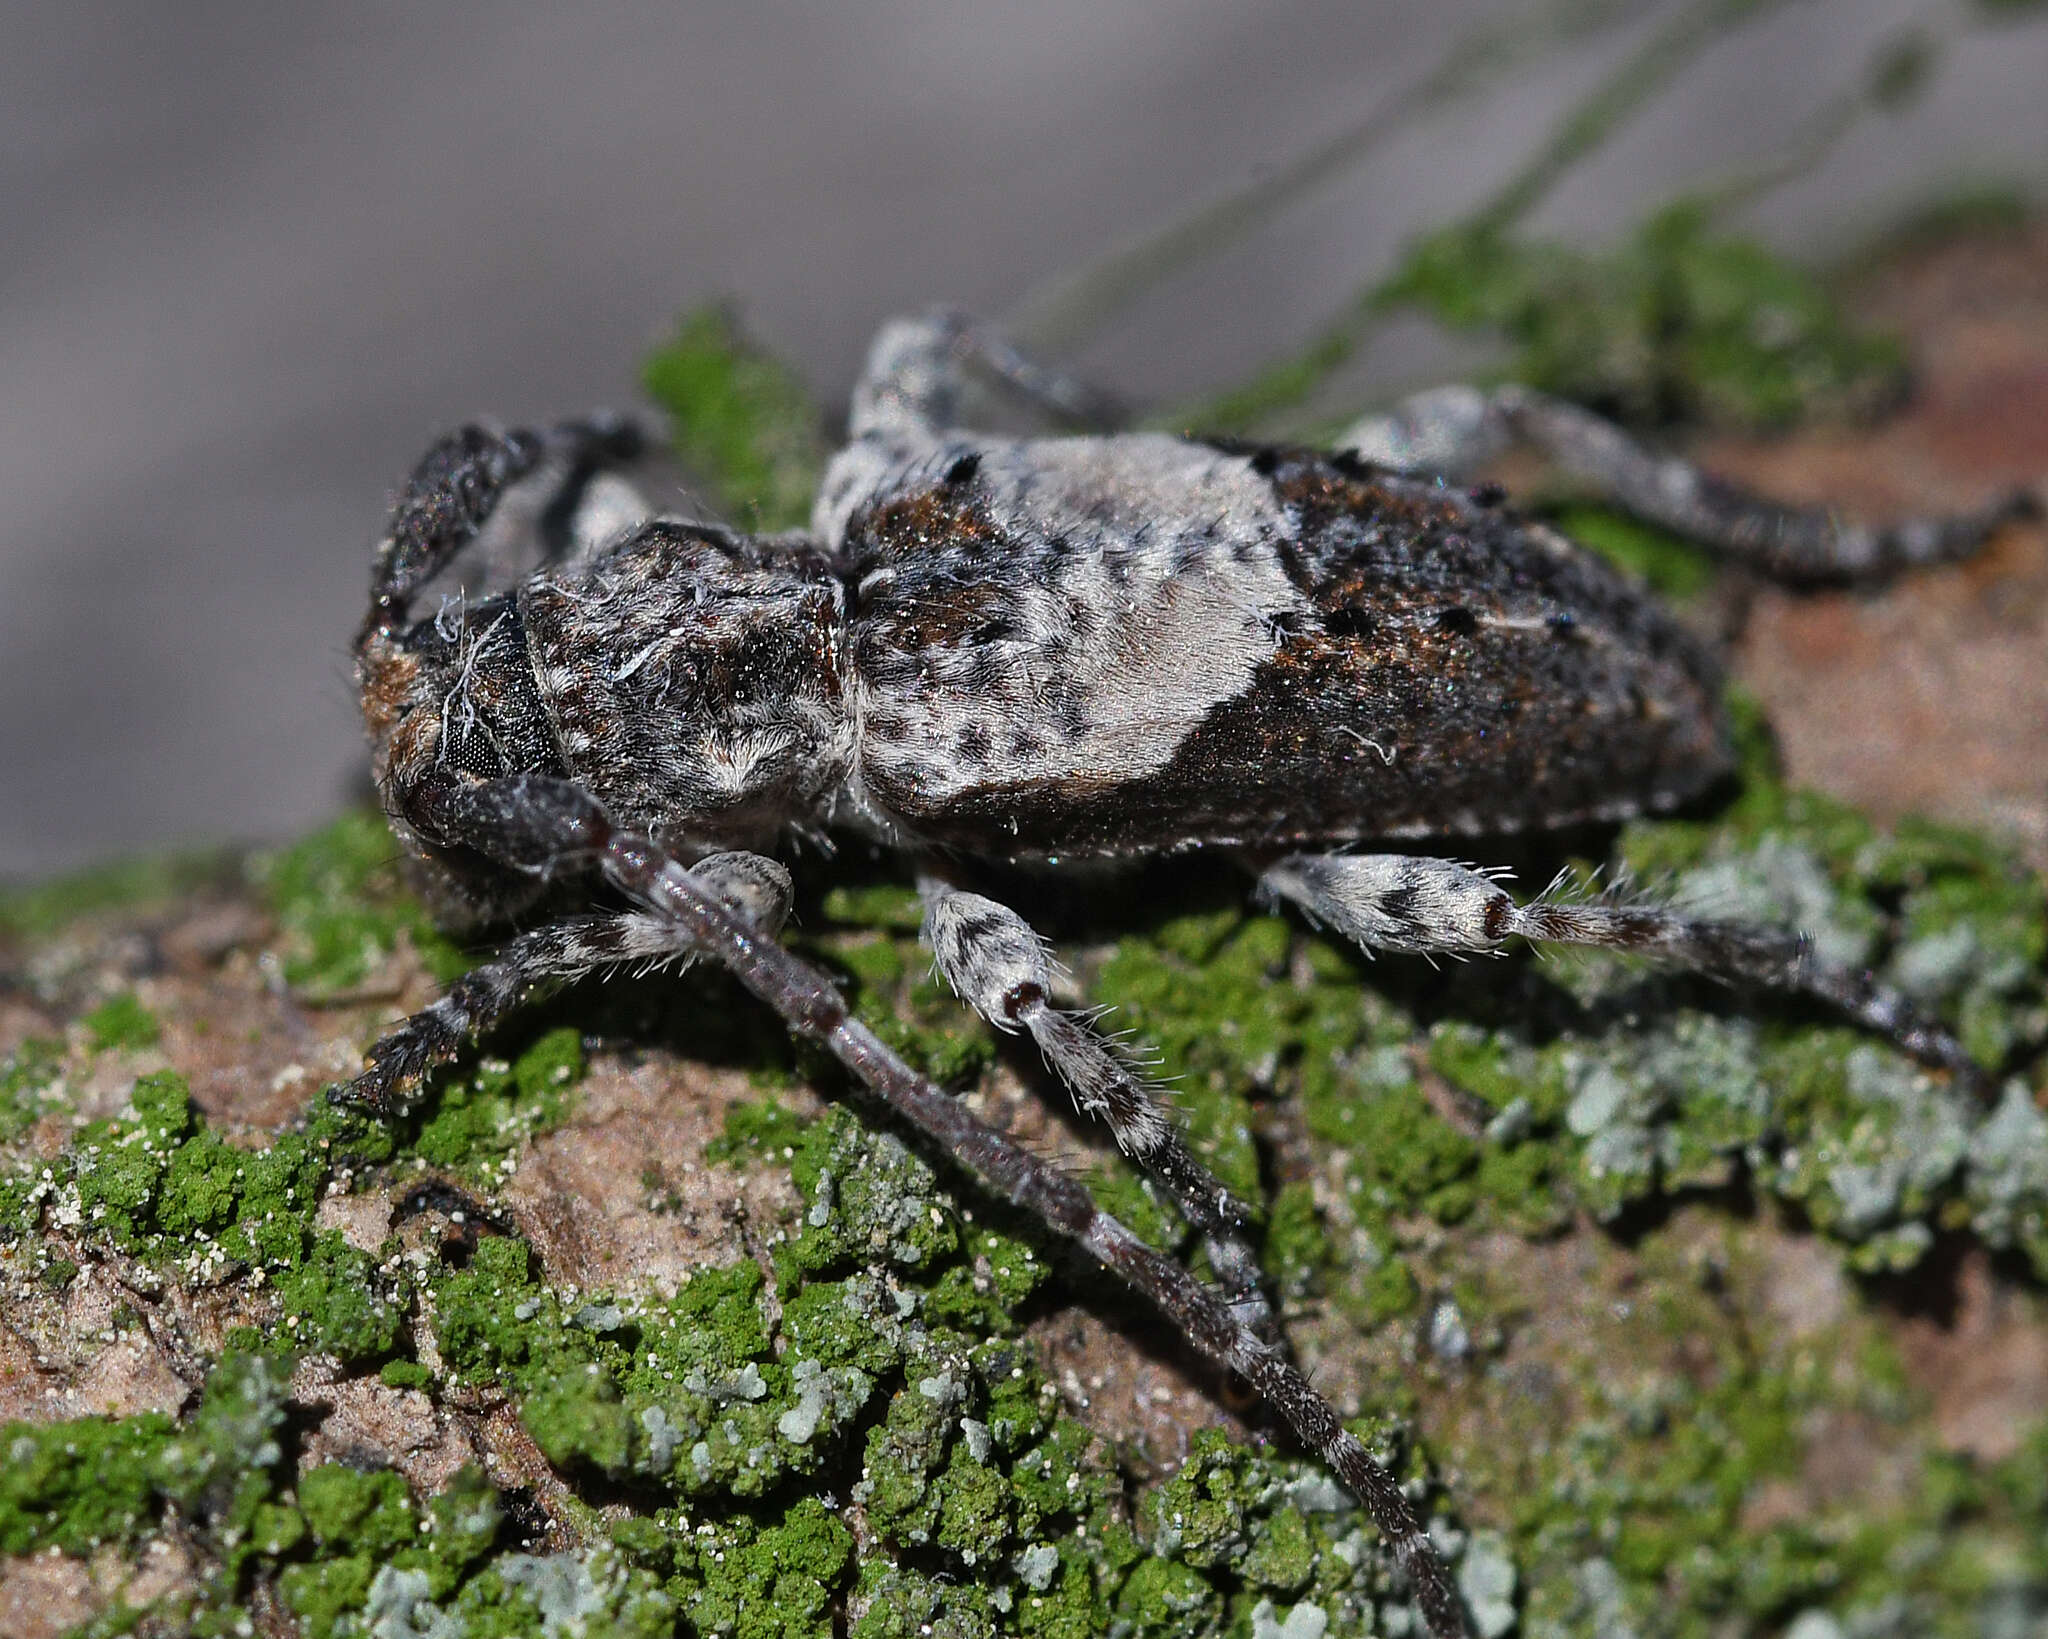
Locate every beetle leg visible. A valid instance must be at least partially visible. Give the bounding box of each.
[1342,384,2034,583]
[339,851,792,1115]
[918,877,1277,1341]
[1260,851,1993,1097]
[343,912,652,1114]
[847,308,1121,440]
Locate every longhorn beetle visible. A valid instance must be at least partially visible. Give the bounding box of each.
[343,310,2030,1639]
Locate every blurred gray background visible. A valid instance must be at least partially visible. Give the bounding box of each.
[4,0,2045,878]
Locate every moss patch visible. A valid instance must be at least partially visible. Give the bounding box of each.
[257,808,468,994]
[83,991,162,1053]
[641,304,827,533]
[1376,203,1908,432]
[14,1069,372,1271]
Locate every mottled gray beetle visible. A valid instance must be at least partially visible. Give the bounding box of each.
[345,310,2027,1639]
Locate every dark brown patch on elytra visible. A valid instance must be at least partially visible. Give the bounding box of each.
[843,479,1028,684]
[1271,445,1472,540]
[851,481,1006,564]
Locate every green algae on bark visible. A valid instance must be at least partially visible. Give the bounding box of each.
[1,766,2045,1632]
[420,1100,1465,1635]
[82,990,162,1053]
[14,1069,348,1269]
[0,1090,1469,1636]
[1072,700,2048,1287]
[1455,1211,2048,1639]
[403,1024,588,1187]
[1189,198,1915,441]
[258,808,470,996]
[0,1033,63,1143]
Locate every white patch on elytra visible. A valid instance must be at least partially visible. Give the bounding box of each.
[844,432,1309,811]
